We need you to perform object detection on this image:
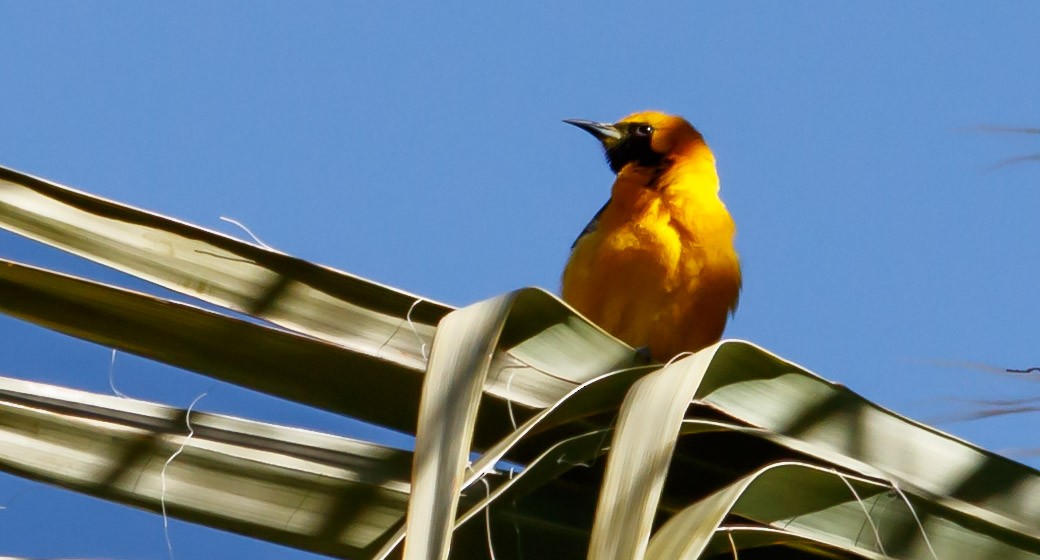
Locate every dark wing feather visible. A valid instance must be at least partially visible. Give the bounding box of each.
[572,199,610,249]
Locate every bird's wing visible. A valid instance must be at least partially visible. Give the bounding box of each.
[572,199,610,249]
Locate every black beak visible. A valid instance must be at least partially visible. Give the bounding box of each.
[563,119,623,145]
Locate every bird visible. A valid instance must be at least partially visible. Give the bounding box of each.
[561,110,741,362]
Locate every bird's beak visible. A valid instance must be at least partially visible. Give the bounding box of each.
[564,119,623,147]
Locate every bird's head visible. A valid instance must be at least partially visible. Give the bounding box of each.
[564,111,706,174]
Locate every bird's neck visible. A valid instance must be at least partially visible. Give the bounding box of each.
[609,142,723,216]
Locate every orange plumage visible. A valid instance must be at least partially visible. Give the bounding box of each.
[561,111,741,361]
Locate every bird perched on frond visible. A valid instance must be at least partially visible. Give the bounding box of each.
[561,111,741,362]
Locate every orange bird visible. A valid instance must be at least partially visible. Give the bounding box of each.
[561,111,741,361]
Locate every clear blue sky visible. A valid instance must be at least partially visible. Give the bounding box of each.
[1,3,1039,558]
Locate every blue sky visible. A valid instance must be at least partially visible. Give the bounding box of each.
[2,2,1039,558]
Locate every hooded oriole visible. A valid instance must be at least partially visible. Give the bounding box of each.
[561,111,741,361]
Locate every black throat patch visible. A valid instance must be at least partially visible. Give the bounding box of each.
[605,125,664,174]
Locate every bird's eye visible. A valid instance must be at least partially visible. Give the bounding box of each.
[634,124,654,136]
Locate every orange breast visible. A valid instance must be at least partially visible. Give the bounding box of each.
[562,185,740,361]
